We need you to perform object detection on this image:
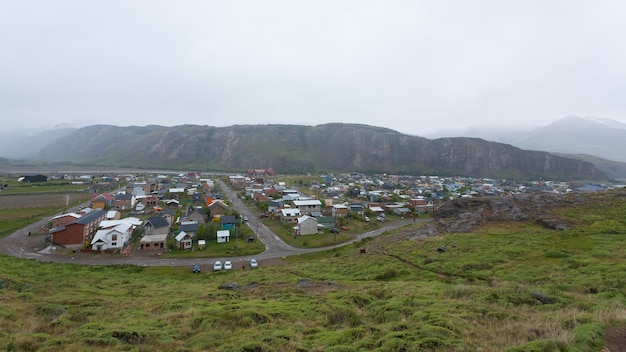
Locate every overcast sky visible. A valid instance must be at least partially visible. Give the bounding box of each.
[2,1,626,136]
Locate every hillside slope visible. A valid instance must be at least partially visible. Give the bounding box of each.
[1,191,626,351]
[35,123,605,180]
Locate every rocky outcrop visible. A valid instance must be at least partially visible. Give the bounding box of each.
[414,193,576,237]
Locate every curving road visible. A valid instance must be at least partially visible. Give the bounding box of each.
[0,179,428,267]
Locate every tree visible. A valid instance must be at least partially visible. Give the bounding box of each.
[197,222,218,241]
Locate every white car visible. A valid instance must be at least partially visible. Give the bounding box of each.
[249,259,258,268]
[224,261,232,270]
[213,261,222,271]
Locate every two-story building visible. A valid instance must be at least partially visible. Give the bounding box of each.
[280,208,301,223]
[50,209,107,247]
[293,199,322,216]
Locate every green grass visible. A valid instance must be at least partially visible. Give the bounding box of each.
[261,217,379,248]
[2,191,626,351]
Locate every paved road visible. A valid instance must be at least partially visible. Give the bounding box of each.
[0,179,429,267]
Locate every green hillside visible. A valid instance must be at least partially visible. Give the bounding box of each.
[1,192,626,351]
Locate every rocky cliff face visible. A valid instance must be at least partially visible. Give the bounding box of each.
[36,123,604,180]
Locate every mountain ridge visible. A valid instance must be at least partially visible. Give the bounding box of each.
[29,123,605,180]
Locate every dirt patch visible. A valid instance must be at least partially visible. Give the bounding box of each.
[258,257,289,267]
[295,278,342,295]
[604,326,626,352]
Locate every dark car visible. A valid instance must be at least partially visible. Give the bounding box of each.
[192,264,201,273]
[330,228,340,234]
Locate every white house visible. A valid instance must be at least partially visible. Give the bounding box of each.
[91,221,133,252]
[293,199,322,215]
[294,215,318,236]
[175,231,193,250]
[99,217,142,230]
[217,229,230,243]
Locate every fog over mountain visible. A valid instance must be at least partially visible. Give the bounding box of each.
[0,126,75,159]
[428,115,626,163]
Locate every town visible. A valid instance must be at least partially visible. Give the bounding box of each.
[3,168,619,261]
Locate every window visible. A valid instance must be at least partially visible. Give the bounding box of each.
[112,234,118,241]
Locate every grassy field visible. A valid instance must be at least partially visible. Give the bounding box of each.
[261,216,375,248]
[0,183,95,238]
[1,192,625,351]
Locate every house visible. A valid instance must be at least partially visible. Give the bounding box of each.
[316,216,337,230]
[293,199,323,215]
[393,207,412,217]
[217,229,230,243]
[50,209,106,247]
[91,193,115,210]
[331,204,349,218]
[294,215,318,235]
[168,188,186,195]
[135,202,146,212]
[267,199,285,213]
[175,231,193,250]
[106,210,121,220]
[201,181,213,194]
[350,202,364,214]
[114,193,134,210]
[185,206,207,224]
[126,182,148,197]
[136,194,158,207]
[139,234,167,250]
[280,208,301,223]
[143,216,170,236]
[192,192,203,204]
[220,215,237,230]
[90,221,133,252]
[179,221,199,237]
[166,199,180,208]
[208,200,228,218]
[98,217,143,230]
[411,199,434,213]
[368,205,385,215]
[160,209,176,226]
[18,174,48,183]
[51,213,82,229]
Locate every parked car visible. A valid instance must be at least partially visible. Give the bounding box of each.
[376,216,384,222]
[330,227,340,234]
[192,263,201,273]
[224,261,232,270]
[213,261,222,271]
[243,215,248,222]
[249,259,258,268]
